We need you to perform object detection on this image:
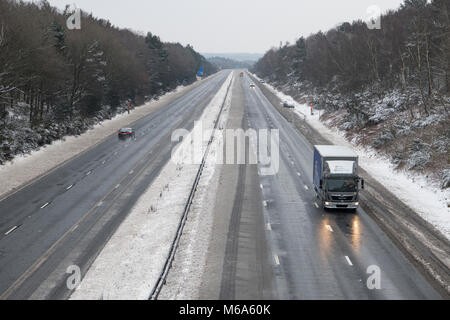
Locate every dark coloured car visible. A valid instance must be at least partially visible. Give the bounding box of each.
[283,100,295,108]
[118,128,135,139]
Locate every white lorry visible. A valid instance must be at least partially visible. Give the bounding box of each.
[313,145,364,211]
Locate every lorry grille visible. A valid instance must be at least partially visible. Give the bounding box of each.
[331,195,354,202]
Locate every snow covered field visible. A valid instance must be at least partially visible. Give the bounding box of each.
[70,72,233,300]
[256,76,450,240]
[0,81,201,200]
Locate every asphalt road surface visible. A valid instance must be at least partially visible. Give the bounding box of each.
[0,69,444,300]
[234,73,442,299]
[0,70,231,299]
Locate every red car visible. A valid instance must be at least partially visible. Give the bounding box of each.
[118,128,135,139]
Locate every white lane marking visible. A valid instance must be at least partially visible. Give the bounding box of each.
[5,226,18,236]
[66,185,73,190]
[274,254,280,265]
[297,172,301,176]
[40,202,50,209]
[86,171,92,176]
[97,201,104,208]
[291,161,294,165]
[260,184,263,190]
[102,160,106,165]
[266,223,272,231]
[345,256,353,266]
[326,225,334,232]
[263,201,268,207]
[304,185,309,191]
[114,184,120,189]
[129,170,134,175]
[314,202,319,209]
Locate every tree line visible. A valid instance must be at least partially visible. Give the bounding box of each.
[0,0,217,126]
[253,0,449,117]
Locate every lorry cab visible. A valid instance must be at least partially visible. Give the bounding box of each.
[313,145,364,211]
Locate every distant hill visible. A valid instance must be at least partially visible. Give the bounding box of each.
[207,56,253,70]
[202,53,263,62]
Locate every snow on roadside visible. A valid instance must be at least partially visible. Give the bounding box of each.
[70,72,233,300]
[158,75,234,300]
[255,74,450,240]
[0,80,202,200]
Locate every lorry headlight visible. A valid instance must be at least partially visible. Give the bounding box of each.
[354,202,359,206]
[324,202,330,206]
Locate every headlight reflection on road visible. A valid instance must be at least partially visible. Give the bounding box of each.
[318,218,333,262]
[349,215,362,252]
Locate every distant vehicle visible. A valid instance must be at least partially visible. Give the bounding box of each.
[282,100,295,108]
[250,83,255,88]
[313,145,364,211]
[118,128,135,139]
[260,79,265,83]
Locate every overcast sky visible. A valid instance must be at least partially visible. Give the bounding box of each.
[46,0,405,54]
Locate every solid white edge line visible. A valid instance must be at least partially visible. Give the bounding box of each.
[40,202,49,209]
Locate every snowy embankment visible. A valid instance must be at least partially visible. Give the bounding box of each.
[0,81,202,200]
[70,72,233,300]
[253,74,450,240]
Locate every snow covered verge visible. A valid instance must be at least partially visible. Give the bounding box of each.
[69,72,233,300]
[252,74,450,240]
[0,78,208,200]
[158,76,234,300]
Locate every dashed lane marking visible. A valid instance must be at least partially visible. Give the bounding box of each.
[274,254,280,265]
[345,256,353,266]
[4,226,18,236]
[326,225,334,232]
[40,202,50,209]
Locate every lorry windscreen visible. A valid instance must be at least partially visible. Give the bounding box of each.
[326,177,357,192]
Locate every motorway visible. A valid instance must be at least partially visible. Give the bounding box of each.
[0,69,445,300]
[197,71,443,299]
[0,70,231,299]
